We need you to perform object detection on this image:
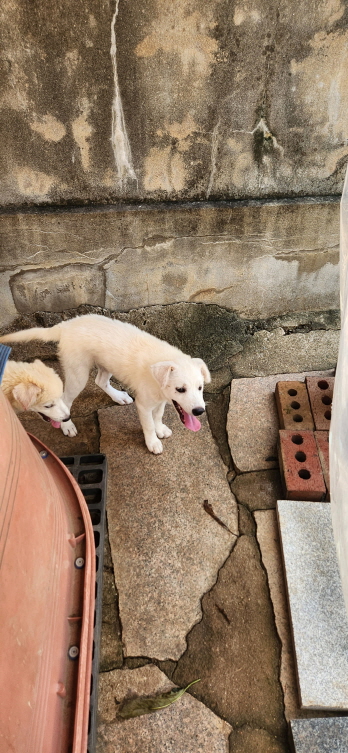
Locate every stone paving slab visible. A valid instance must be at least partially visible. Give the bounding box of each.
[227,371,334,472]
[290,717,348,752]
[231,469,283,511]
[277,500,348,710]
[99,404,238,660]
[255,508,339,724]
[173,534,286,739]
[18,411,100,455]
[97,665,231,753]
[255,509,299,721]
[228,726,289,753]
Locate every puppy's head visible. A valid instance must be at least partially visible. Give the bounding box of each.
[11,360,70,427]
[151,357,211,431]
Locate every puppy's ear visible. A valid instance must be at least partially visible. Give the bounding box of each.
[12,383,42,410]
[192,358,211,383]
[151,361,177,389]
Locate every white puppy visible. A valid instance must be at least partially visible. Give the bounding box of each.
[2,358,70,426]
[1,315,211,454]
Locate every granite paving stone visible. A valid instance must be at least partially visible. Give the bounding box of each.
[98,404,238,660]
[173,535,286,738]
[228,725,289,753]
[97,665,232,753]
[277,500,348,709]
[290,717,348,752]
[231,470,283,511]
[18,411,100,455]
[254,508,338,724]
[227,371,334,472]
[254,510,300,721]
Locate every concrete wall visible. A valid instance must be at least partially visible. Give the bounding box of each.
[0,0,346,329]
[0,198,339,328]
[1,0,348,205]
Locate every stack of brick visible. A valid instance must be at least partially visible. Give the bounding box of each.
[275,377,333,501]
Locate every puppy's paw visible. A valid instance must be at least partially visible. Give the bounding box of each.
[155,424,172,439]
[109,388,133,405]
[118,391,133,405]
[61,419,78,437]
[147,437,163,454]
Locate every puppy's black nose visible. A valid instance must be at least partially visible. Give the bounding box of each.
[192,407,205,416]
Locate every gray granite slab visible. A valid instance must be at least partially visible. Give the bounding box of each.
[290,717,348,752]
[99,404,238,660]
[97,665,232,753]
[227,370,334,472]
[277,500,348,710]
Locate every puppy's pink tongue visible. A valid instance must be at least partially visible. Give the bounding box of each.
[183,411,201,432]
[50,420,61,429]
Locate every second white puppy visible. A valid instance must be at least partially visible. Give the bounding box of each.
[2,358,70,426]
[0,315,211,454]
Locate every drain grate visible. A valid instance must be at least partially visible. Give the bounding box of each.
[60,453,107,753]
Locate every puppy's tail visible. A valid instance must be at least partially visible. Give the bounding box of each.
[0,323,62,344]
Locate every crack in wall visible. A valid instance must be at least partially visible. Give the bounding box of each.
[206,118,221,199]
[110,0,137,187]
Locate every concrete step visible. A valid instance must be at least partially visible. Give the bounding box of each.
[277,500,348,710]
[290,717,348,752]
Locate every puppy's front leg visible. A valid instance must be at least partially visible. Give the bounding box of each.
[153,401,172,439]
[136,400,163,454]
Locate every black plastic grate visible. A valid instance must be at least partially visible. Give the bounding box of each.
[60,453,107,753]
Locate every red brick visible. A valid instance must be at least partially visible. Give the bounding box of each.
[314,430,330,500]
[305,376,334,431]
[275,381,314,431]
[278,430,326,501]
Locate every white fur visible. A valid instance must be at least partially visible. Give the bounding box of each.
[1,359,70,424]
[1,315,211,453]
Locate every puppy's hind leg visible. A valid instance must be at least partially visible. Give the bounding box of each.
[95,366,133,405]
[153,402,172,439]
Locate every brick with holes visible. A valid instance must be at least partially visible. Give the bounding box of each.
[275,381,314,431]
[305,376,334,431]
[278,430,326,501]
[314,431,330,500]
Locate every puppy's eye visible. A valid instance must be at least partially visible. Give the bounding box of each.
[43,403,54,408]
[198,386,203,391]
[176,387,186,393]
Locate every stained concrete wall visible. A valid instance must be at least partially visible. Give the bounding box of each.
[0,0,345,329]
[0,198,339,327]
[1,0,348,205]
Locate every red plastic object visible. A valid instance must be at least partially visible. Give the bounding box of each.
[278,429,326,501]
[305,376,334,431]
[314,430,330,500]
[275,381,314,430]
[0,388,95,753]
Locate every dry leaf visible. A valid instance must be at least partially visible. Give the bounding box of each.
[117,679,201,719]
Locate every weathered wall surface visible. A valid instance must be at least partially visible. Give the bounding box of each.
[1,0,348,205]
[0,198,339,327]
